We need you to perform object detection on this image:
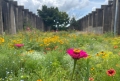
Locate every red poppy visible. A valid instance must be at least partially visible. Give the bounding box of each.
[106,69,116,76]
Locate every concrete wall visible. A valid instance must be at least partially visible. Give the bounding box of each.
[76,0,120,35]
[0,0,44,34]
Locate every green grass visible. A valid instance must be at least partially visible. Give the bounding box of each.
[0,30,120,81]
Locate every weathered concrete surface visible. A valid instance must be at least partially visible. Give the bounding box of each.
[13,1,19,32]
[118,0,120,34]
[102,5,112,33]
[2,0,10,33]
[9,1,16,34]
[0,0,3,34]
[87,13,93,33]
[92,11,97,27]
[18,6,24,31]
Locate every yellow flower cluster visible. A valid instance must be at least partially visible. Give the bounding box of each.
[40,35,65,47]
[8,39,23,47]
[0,37,4,44]
[111,37,120,45]
[96,51,112,59]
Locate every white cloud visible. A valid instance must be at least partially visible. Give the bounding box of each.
[92,7,96,11]
[15,0,89,12]
[14,0,109,19]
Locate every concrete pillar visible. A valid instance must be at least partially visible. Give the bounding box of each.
[36,16,41,30]
[31,13,34,28]
[89,13,92,26]
[28,12,33,27]
[9,1,17,34]
[32,14,37,28]
[18,6,24,31]
[92,11,96,27]
[39,17,44,31]
[88,13,93,33]
[117,0,120,34]
[23,9,29,29]
[81,18,84,31]
[84,16,87,31]
[85,15,89,32]
[111,0,115,33]
[102,5,112,33]
[12,1,19,32]
[2,0,10,33]
[82,17,86,31]
[0,0,3,34]
[108,5,113,32]
[96,9,103,27]
[77,19,81,31]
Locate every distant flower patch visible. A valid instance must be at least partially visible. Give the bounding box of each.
[14,44,24,48]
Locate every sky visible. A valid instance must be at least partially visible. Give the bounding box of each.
[14,0,109,20]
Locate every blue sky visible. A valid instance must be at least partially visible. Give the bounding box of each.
[14,0,108,20]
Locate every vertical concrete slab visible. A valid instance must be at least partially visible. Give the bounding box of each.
[108,5,113,32]
[12,1,19,32]
[102,5,112,33]
[96,9,103,27]
[96,9,103,34]
[85,15,89,32]
[32,14,36,28]
[92,11,97,27]
[39,17,44,31]
[80,19,83,31]
[117,0,120,34]
[111,0,116,33]
[31,13,34,28]
[0,0,3,34]
[2,0,10,33]
[23,9,29,28]
[77,19,81,31]
[18,6,24,31]
[9,1,17,34]
[88,13,93,33]
[37,16,39,30]
[28,11,32,27]
[82,17,86,31]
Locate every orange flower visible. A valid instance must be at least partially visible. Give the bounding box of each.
[106,69,116,76]
[45,48,51,51]
[114,45,118,49]
[37,79,42,81]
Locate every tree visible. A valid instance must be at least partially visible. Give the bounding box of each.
[37,5,70,31]
[69,17,79,30]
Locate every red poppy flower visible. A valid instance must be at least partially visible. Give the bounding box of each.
[14,44,24,48]
[67,48,88,59]
[106,69,116,76]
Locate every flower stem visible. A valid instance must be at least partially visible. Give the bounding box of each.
[71,59,77,81]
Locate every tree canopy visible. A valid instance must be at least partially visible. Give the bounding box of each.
[37,5,70,31]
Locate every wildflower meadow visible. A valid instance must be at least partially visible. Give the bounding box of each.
[0,29,120,81]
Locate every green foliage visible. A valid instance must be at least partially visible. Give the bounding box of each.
[69,17,79,30]
[0,31,120,81]
[37,5,70,31]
